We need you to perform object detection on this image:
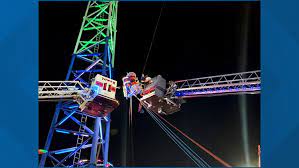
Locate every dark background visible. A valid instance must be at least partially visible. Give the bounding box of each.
[39,1,260,167]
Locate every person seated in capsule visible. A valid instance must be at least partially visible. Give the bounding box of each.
[123,72,142,97]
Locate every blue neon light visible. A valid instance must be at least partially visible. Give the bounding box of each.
[91,85,100,97]
[54,148,75,155]
[73,133,89,137]
[58,110,76,126]
[56,130,70,134]
[68,105,79,109]
[76,53,100,57]
[176,85,261,97]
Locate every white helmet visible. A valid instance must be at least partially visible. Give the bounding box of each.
[127,72,136,77]
[145,77,152,82]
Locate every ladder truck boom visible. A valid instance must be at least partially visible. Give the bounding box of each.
[38,81,86,101]
[174,70,260,98]
[122,70,260,115]
[38,74,119,118]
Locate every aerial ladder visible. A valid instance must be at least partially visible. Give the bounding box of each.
[38,81,85,101]
[173,70,260,98]
[123,70,260,115]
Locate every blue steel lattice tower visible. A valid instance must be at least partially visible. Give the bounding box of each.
[39,1,118,167]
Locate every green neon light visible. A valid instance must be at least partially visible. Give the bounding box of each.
[73,1,117,67]
[84,26,105,31]
[38,149,48,154]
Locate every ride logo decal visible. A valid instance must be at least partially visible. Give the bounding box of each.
[94,74,117,99]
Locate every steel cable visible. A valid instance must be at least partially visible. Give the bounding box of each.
[146,108,211,167]
[149,109,211,167]
[147,109,203,167]
[142,1,165,75]
[154,112,232,167]
[130,94,211,167]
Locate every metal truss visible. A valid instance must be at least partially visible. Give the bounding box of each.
[39,101,110,167]
[39,1,118,167]
[174,70,261,98]
[73,1,118,68]
[38,81,85,100]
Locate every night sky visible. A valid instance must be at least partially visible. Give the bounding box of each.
[39,1,260,167]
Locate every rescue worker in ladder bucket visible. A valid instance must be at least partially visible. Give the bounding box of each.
[140,74,153,87]
[137,74,153,113]
[122,72,154,113]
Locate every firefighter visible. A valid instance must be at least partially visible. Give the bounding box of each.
[141,74,153,85]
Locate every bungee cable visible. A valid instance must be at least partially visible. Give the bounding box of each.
[129,97,135,165]
[133,94,230,167]
[149,109,211,167]
[154,112,232,167]
[147,110,203,167]
[146,108,211,167]
[129,97,132,129]
[133,95,210,167]
[141,1,165,75]
[133,95,208,166]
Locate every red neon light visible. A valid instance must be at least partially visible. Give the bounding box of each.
[155,113,232,168]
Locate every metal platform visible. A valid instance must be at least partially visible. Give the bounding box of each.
[79,95,119,117]
[140,92,181,115]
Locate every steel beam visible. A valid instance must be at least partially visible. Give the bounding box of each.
[90,117,101,166]
[39,102,62,168]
